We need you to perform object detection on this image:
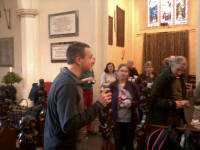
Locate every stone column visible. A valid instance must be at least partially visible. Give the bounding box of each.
[89,0,108,100]
[16,0,39,100]
[197,0,200,84]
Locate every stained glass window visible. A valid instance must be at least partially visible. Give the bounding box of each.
[161,0,173,25]
[175,0,188,25]
[147,0,188,27]
[148,0,160,27]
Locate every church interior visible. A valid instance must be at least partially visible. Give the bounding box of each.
[0,0,200,149]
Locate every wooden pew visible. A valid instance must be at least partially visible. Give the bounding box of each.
[0,120,16,150]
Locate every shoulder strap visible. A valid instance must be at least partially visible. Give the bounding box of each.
[146,128,168,150]
[152,128,168,150]
[146,128,161,150]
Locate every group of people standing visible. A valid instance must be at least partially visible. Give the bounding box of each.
[98,60,156,150]
[44,41,198,150]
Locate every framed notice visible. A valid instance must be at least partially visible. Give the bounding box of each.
[0,37,14,66]
[48,11,79,38]
[51,42,73,63]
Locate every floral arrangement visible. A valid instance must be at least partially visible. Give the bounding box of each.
[2,72,22,85]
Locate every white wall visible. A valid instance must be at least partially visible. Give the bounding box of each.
[197,0,200,83]
[38,0,102,78]
[38,0,107,99]
[0,0,22,98]
[0,0,108,100]
[107,0,133,69]
[0,0,22,77]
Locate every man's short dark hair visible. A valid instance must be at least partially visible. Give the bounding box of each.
[66,42,90,64]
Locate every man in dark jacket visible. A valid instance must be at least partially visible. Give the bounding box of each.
[150,56,191,126]
[44,42,112,150]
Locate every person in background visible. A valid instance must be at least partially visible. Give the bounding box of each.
[44,42,112,150]
[29,79,47,106]
[162,57,170,68]
[100,62,117,91]
[150,56,191,126]
[136,61,157,120]
[80,57,96,134]
[162,55,176,69]
[109,64,140,150]
[29,83,40,106]
[127,59,139,79]
[136,61,156,92]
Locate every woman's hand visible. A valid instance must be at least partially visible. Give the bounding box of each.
[124,99,132,108]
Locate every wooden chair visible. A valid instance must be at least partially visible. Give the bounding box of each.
[185,82,193,98]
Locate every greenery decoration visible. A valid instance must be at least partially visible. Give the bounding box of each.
[2,72,22,85]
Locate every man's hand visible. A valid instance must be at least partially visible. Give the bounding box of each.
[175,101,183,109]
[181,100,191,107]
[175,100,191,109]
[99,88,112,107]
